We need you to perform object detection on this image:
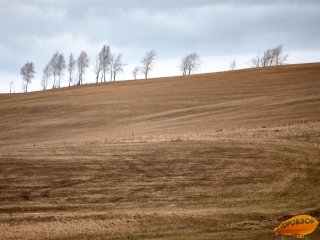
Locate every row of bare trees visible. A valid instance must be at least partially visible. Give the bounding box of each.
[41,51,89,90]
[19,45,288,93]
[20,47,155,92]
[19,48,202,92]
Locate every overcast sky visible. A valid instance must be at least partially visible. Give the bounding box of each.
[0,0,319,93]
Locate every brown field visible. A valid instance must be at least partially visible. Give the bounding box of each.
[0,63,320,239]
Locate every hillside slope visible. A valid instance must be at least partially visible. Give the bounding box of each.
[0,63,320,240]
[0,63,320,146]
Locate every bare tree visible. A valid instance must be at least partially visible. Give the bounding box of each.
[230,59,236,70]
[180,53,200,76]
[250,45,288,68]
[110,53,125,81]
[94,58,101,83]
[272,45,288,66]
[180,56,188,76]
[56,53,66,88]
[10,81,15,94]
[109,54,114,81]
[67,53,76,87]
[132,66,140,80]
[250,50,261,67]
[41,64,51,90]
[187,53,200,75]
[77,51,89,85]
[141,50,156,79]
[20,62,35,93]
[98,45,111,82]
[262,49,273,67]
[49,52,59,88]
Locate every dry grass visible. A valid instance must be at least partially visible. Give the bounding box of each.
[0,63,320,239]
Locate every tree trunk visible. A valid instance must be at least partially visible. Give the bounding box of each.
[52,75,56,89]
[96,72,99,83]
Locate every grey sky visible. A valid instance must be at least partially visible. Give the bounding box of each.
[0,0,319,92]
